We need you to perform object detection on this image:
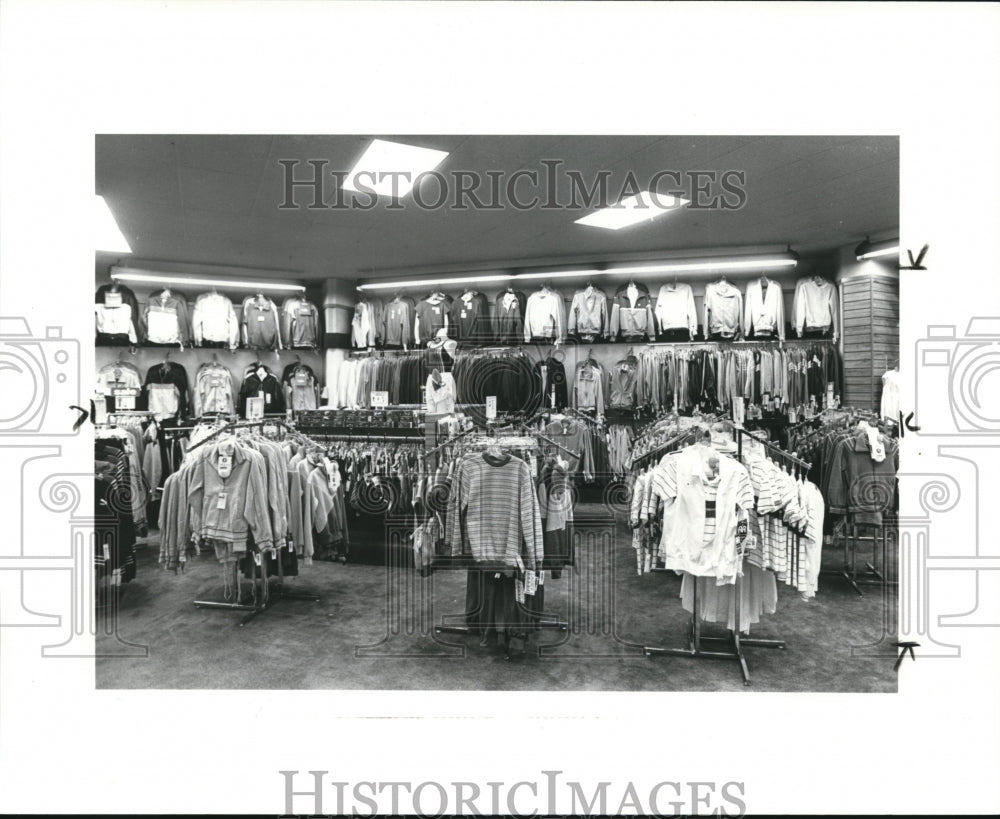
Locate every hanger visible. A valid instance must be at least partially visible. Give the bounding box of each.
[110,279,120,292]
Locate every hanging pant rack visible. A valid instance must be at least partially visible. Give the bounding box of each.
[643,568,786,686]
[822,516,897,597]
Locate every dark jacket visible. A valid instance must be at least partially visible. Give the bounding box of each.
[143,361,191,419]
[494,289,527,346]
[610,282,656,340]
[452,291,492,342]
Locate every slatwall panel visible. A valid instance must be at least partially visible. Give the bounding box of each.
[841,273,899,410]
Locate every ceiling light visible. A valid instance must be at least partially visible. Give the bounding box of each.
[855,236,900,261]
[95,195,132,253]
[574,191,689,230]
[342,139,450,199]
[110,267,305,292]
[357,273,511,292]
[356,250,799,290]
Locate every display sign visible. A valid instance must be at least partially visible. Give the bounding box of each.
[485,395,497,420]
[113,388,137,411]
[371,390,389,408]
[246,397,265,421]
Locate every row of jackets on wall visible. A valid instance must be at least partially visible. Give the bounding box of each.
[95,284,322,350]
[350,276,839,348]
[95,359,324,419]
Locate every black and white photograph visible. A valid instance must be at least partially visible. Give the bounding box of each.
[0,2,998,816]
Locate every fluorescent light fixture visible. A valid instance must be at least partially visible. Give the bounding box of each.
[355,250,799,291]
[357,273,510,292]
[855,236,899,261]
[342,139,450,199]
[575,191,689,230]
[95,195,132,253]
[110,268,305,292]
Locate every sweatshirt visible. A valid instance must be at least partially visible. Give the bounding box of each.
[743,278,785,340]
[703,280,743,339]
[654,283,698,336]
[792,277,839,338]
[524,288,566,342]
[192,292,240,348]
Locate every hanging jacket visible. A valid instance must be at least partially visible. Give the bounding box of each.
[572,361,605,415]
[381,298,414,347]
[242,295,283,351]
[194,362,236,417]
[95,303,138,344]
[524,288,566,342]
[494,289,526,345]
[610,282,655,341]
[532,355,568,411]
[703,280,743,339]
[608,357,639,409]
[192,292,240,348]
[744,278,785,340]
[282,362,321,411]
[143,361,191,420]
[414,294,453,344]
[95,284,143,343]
[654,283,698,336]
[351,300,376,347]
[568,287,610,340]
[281,297,321,349]
[142,289,193,346]
[239,366,286,417]
[452,291,492,342]
[792,277,839,337]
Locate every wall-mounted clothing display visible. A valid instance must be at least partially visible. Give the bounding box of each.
[95,284,142,344]
[452,349,536,413]
[414,293,452,344]
[703,280,743,340]
[192,292,240,349]
[654,282,698,339]
[524,287,566,343]
[239,363,286,417]
[572,359,605,416]
[193,360,236,417]
[744,278,785,340]
[142,289,193,347]
[241,294,283,351]
[610,281,655,341]
[381,296,415,348]
[282,362,321,411]
[494,288,526,345]
[452,290,491,342]
[567,286,610,341]
[281,297,322,349]
[792,277,839,340]
[143,361,190,420]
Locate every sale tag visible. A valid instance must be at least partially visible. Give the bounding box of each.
[371,391,389,408]
[217,492,228,510]
[485,395,497,420]
[246,397,265,421]
[257,315,265,322]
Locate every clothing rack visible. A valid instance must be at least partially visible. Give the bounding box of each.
[191,416,320,624]
[643,557,786,685]
[736,426,811,472]
[630,426,703,471]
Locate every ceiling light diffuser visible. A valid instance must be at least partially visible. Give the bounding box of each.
[854,236,900,261]
[342,139,450,199]
[575,191,689,230]
[95,195,132,253]
[110,268,305,292]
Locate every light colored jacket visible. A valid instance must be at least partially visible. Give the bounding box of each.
[703,281,743,338]
[192,292,240,348]
[654,283,698,335]
[524,289,566,342]
[143,290,193,345]
[743,278,785,339]
[792,277,839,337]
[568,287,609,338]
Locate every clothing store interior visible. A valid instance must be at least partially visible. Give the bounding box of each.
[94,135,900,691]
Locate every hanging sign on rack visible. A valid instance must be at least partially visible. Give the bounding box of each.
[246,397,265,421]
[486,395,497,420]
[371,391,389,408]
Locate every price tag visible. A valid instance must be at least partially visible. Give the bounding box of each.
[246,397,265,421]
[103,291,122,308]
[257,315,265,322]
[371,391,389,408]
[485,395,497,420]
[217,492,228,510]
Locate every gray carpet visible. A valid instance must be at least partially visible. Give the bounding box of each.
[97,505,898,692]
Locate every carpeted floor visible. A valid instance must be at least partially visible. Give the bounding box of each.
[96,505,898,692]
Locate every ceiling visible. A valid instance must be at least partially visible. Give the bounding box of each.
[96,134,898,282]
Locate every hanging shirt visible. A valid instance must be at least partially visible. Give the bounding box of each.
[95,303,138,343]
[524,289,566,342]
[792,278,839,337]
[192,292,240,348]
[654,283,698,336]
[743,279,785,340]
[703,281,743,339]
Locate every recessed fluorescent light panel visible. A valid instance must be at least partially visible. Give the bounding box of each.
[342,139,450,199]
[95,195,132,253]
[575,191,689,230]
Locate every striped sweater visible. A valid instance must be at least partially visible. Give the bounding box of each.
[444,452,543,570]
